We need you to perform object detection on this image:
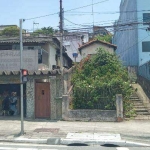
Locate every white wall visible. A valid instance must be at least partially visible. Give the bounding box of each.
[81,43,115,59]
[137,0,150,66]
[42,43,56,70]
[49,45,56,70]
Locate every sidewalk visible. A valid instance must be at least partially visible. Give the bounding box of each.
[0,116,150,144]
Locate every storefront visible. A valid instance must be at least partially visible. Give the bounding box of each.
[0,70,63,119]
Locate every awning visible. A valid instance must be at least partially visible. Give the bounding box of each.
[0,69,61,76]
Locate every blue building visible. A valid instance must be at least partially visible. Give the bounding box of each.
[113,0,150,69]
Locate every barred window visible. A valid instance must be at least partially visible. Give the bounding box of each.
[142,41,150,52]
[143,13,150,25]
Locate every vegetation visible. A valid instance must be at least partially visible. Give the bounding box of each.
[1,26,20,36]
[95,34,112,43]
[32,26,58,36]
[71,48,135,117]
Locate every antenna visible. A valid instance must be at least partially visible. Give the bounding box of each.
[33,21,39,32]
[92,0,95,38]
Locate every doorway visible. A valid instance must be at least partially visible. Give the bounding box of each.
[35,82,50,118]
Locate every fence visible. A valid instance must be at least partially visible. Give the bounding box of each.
[71,87,116,110]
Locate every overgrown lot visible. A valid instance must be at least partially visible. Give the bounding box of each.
[71,48,135,117]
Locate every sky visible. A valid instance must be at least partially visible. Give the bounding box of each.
[0,0,121,32]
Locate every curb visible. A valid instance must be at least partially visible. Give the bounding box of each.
[0,137,61,145]
[61,139,150,147]
[0,138,150,147]
[0,139,47,144]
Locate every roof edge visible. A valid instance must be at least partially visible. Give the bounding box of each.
[78,39,117,50]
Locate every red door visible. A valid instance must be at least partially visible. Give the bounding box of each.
[35,82,50,118]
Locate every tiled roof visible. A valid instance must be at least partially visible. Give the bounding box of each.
[0,69,61,76]
[78,39,117,50]
[0,36,53,44]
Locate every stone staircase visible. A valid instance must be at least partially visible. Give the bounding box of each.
[130,93,150,120]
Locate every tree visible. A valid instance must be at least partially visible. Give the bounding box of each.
[33,26,58,36]
[95,34,112,43]
[71,48,135,117]
[1,26,20,36]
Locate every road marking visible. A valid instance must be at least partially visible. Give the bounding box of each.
[17,148,37,150]
[116,148,129,150]
[0,148,58,150]
[0,148,16,150]
[17,149,58,150]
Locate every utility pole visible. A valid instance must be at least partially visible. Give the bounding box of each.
[60,0,63,69]
[19,19,24,135]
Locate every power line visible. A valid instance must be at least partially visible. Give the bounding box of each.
[63,15,149,28]
[24,0,108,21]
[117,35,150,56]
[64,18,91,27]
[64,0,109,12]
[117,35,150,66]
[25,12,59,21]
[64,17,150,30]
[65,9,150,15]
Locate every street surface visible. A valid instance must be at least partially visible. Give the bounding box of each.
[0,142,150,150]
[0,117,150,146]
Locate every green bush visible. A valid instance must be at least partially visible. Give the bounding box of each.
[71,48,135,117]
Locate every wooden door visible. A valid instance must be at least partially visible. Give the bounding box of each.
[35,82,50,118]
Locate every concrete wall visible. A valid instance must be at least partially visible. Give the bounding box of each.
[81,43,115,59]
[50,75,63,120]
[62,95,118,122]
[26,77,35,118]
[67,109,116,122]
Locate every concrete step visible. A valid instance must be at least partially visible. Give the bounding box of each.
[134,105,147,110]
[133,102,143,106]
[129,92,150,120]
[135,109,148,112]
[136,111,150,115]
[131,99,141,102]
[134,115,150,120]
[134,106,145,108]
[130,97,139,99]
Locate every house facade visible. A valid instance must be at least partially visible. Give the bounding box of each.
[113,0,150,67]
[0,36,72,119]
[79,39,117,59]
[56,32,89,62]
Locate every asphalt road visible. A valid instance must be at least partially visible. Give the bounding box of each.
[0,142,150,150]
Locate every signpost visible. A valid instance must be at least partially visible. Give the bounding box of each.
[20,19,24,135]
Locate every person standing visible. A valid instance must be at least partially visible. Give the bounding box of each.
[2,92,10,116]
[10,92,18,116]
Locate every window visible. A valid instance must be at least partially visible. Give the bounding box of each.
[28,47,34,50]
[142,41,150,52]
[143,13,150,25]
